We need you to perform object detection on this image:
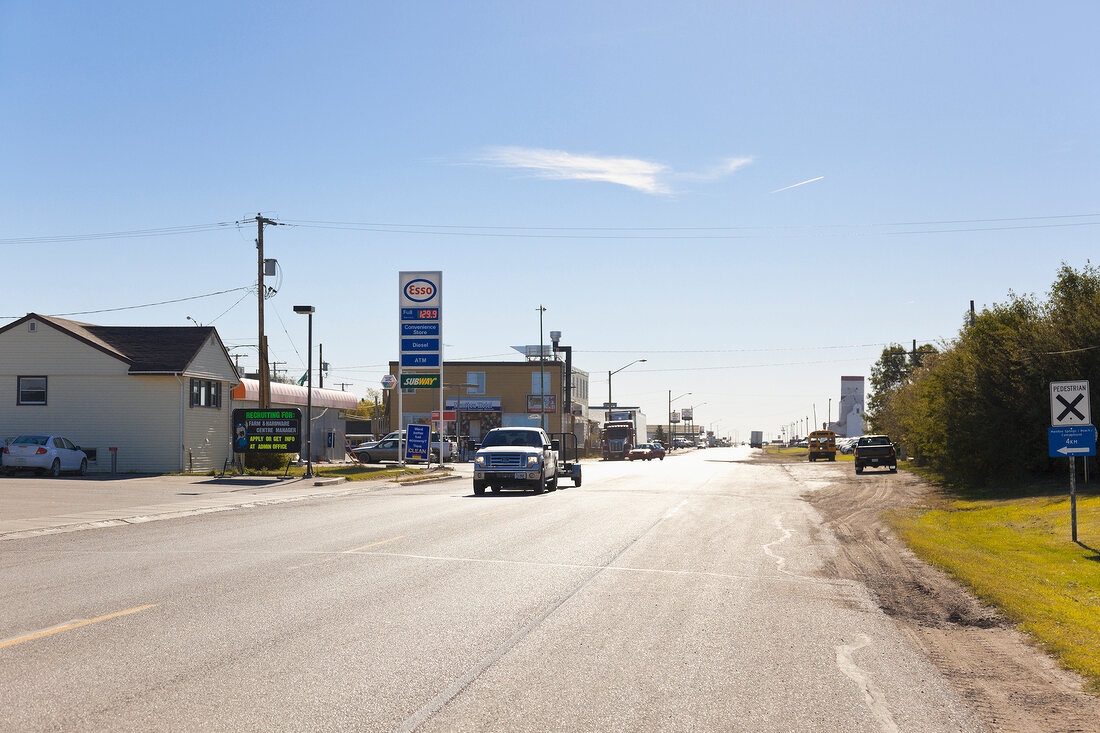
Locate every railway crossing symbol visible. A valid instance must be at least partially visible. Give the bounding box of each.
[1050,381,1090,426]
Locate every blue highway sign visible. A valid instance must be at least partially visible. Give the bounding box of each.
[1048,425,1096,458]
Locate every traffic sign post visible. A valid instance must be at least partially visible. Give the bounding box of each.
[1049,381,1094,543]
[1051,381,1090,426]
[398,271,443,467]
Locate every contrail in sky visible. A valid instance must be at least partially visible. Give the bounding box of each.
[771,176,824,193]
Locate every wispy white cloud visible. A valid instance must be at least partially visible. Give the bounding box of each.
[678,156,755,182]
[478,146,671,194]
[771,176,824,193]
[474,147,754,195]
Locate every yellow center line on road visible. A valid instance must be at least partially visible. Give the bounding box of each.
[0,604,158,650]
[345,535,406,553]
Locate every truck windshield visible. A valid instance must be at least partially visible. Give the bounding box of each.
[481,430,542,448]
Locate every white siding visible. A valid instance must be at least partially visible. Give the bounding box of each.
[182,388,232,474]
[0,320,128,376]
[179,335,237,472]
[185,335,237,381]
[0,373,180,473]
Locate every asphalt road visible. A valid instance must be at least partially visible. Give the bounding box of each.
[0,448,984,731]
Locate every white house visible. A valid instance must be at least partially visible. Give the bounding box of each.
[0,313,239,473]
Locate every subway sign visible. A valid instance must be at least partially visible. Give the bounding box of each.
[401,374,440,389]
[232,409,301,453]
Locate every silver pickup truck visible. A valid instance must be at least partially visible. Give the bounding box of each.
[473,427,559,494]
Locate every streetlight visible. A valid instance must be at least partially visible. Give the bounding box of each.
[608,359,647,419]
[690,401,707,444]
[537,305,547,431]
[669,391,691,449]
[293,305,315,478]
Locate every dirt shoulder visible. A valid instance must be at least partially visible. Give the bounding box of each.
[777,455,1100,733]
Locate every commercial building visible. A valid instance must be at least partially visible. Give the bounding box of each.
[387,358,591,447]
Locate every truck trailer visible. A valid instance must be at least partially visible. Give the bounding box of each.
[750,430,763,449]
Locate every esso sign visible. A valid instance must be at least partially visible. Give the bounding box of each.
[403,279,436,303]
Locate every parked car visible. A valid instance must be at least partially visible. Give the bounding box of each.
[854,435,898,474]
[650,441,667,458]
[1,434,88,476]
[627,443,663,461]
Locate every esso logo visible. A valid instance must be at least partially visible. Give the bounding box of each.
[403,279,437,303]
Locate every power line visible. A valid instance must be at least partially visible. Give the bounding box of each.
[0,221,241,246]
[1,286,253,320]
[4,212,1098,246]
[282,212,1100,232]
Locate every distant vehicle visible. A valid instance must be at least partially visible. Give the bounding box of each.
[651,440,666,453]
[602,420,637,460]
[808,430,837,462]
[750,431,763,449]
[838,437,858,454]
[854,435,897,474]
[473,427,559,494]
[2,434,88,476]
[627,443,663,461]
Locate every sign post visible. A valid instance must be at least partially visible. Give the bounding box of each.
[399,271,442,467]
[1050,381,1093,543]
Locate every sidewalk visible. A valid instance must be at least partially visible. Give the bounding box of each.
[0,470,465,541]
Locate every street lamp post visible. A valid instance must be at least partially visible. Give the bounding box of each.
[293,305,316,478]
[608,359,647,421]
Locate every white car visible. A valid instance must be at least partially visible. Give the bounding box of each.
[1,434,88,476]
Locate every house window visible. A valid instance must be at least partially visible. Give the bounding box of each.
[189,379,221,408]
[466,372,485,395]
[17,376,47,405]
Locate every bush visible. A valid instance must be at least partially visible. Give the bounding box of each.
[244,451,293,471]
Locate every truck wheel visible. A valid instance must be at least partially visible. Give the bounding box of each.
[573,476,582,487]
[546,473,558,492]
[889,466,898,473]
[855,466,863,475]
[473,480,487,496]
[491,484,501,493]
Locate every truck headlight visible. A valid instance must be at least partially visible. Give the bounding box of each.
[526,454,540,467]
[475,455,485,466]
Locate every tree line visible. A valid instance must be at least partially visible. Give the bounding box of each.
[867,262,1100,486]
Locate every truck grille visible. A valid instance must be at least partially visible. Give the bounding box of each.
[486,454,523,469]
[609,439,625,453]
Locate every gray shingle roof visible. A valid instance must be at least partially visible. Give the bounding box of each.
[0,313,233,374]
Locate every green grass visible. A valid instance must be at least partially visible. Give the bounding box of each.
[889,491,1100,690]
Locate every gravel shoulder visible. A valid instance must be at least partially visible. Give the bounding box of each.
[772,455,1100,733]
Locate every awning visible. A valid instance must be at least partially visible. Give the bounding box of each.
[231,378,359,410]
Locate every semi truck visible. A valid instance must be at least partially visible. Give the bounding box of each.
[601,409,647,460]
[750,430,763,449]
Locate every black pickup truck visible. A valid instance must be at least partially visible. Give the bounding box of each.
[853,435,897,474]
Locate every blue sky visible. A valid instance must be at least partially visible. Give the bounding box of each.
[3,2,1098,440]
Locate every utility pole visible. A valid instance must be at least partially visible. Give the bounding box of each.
[270,361,286,381]
[319,343,323,389]
[336,382,352,391]
[256,214,281,408]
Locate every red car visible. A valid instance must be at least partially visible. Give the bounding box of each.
[627,443,664,461]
